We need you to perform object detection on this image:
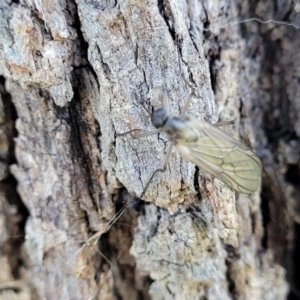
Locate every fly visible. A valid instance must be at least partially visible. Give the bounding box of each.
[122,88,262,197]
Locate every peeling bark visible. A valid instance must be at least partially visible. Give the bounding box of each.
[0,0,299,299]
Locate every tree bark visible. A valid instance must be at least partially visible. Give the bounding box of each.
[0,0,299,299]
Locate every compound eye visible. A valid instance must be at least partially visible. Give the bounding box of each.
[152,108,167,128]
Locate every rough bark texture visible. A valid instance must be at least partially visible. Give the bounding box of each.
[0,0,299,299]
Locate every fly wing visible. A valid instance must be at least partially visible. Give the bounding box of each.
[175,118,262,194]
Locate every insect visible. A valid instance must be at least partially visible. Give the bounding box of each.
[127,88,262,197]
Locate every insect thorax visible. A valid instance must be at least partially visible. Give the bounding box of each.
[162,116,198,143]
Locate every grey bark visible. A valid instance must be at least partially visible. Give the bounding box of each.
[0,0,299,299]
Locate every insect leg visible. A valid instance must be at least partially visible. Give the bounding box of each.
[132,129,160,138]
[213,120,235,127]
[162,88,170,114]
[117,129,144,137]
[180,91,195,116]
[140,142,174,198]
[140,103,152,116]
[117,129,160,138]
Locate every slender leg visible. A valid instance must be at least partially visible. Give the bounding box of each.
[132,129,160,138]
[162,88,170,114]
[117,129,143,137]
[141,103,152,116]
[117,129,160,138]
[180,91,195,116]
[140,142,174,198]
[162,141,174,170]
[213,120,235,127]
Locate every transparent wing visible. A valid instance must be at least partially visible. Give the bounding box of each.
[175,118,262,194]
